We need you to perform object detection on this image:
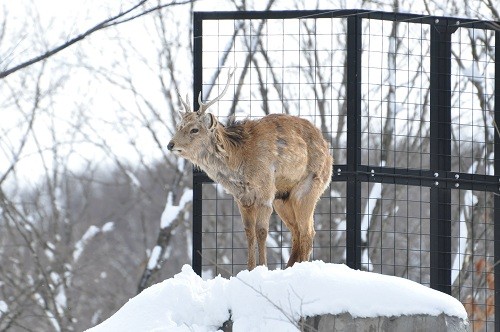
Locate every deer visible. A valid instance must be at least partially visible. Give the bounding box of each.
[167,69,333,270]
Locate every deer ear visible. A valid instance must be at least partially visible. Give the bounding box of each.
[203,113,217,130]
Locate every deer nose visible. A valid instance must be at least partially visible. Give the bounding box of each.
[167,141,175,151]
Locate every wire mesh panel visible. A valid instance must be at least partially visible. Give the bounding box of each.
[452,189,496,331]
[451,27,496,175]
[448,26,497,331]
[360,183,431,285]
[361,19,431,170]
[192,10,499,332]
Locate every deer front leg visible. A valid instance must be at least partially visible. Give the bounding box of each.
[238,201,273,270]
[256,204,272,267]
[244,226,257,270]
[238,203,257,270]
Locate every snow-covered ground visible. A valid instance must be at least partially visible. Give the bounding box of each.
[87,261,467,332]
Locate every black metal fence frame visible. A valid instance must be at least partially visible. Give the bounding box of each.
[191,9,500,329]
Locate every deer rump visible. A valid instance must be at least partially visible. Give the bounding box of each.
[214,114,332,269]
[168,70,333,270]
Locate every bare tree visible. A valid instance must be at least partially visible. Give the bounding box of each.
[0,1,198,330]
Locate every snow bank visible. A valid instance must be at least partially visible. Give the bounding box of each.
[87,261,467,332]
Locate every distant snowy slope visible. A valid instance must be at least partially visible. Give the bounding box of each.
[87,261,467,332]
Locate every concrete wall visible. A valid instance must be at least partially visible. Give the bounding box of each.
[301,313,470,332]
[220,313,470,332]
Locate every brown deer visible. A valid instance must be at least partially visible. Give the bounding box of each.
[167,69,333,270]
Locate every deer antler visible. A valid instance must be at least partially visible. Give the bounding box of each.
[176,90,192,115]
[198,68,235,114]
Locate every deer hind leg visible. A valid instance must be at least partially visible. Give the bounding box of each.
[238,202,272,270]
[282,197,315,267]
[292,193,319,263]
[274,196,314,267]
[273,198,300,267]
[289,173,326,265]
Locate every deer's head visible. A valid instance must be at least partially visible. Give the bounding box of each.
[167,69,235,161]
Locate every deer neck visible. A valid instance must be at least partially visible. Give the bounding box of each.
[193,131,246,198]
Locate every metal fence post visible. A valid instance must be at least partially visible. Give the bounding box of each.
[345,15,362,270]
[429,21,456,295]
[494,29,500,332]
[192,12,204,276]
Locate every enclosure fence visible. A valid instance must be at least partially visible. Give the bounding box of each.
[190,9,499,331]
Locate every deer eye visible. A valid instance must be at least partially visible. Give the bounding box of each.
[190,128,199,134]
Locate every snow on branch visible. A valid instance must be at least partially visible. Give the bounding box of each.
[160,189,193,229]
[0,301,7,319]
[138,188,193,293]
[73,222,115,262]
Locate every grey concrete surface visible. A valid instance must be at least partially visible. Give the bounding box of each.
[220,313,470,331]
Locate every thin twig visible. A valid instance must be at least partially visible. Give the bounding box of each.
[0,0,193,79]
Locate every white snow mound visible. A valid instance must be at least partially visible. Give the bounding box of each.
[87,261,467,332]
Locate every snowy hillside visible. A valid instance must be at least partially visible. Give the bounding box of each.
[87,261,467,332]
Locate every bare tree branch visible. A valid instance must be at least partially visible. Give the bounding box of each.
[0,62,44,186]
[0,0,194,79]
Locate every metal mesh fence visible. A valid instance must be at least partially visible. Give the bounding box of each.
[192,10,499,331]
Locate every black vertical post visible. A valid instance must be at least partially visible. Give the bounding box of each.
[345,16,362,270]
[494,30,500,332]
[192,12,204,276]
[192,177,203,276]
[429,21,456,294]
